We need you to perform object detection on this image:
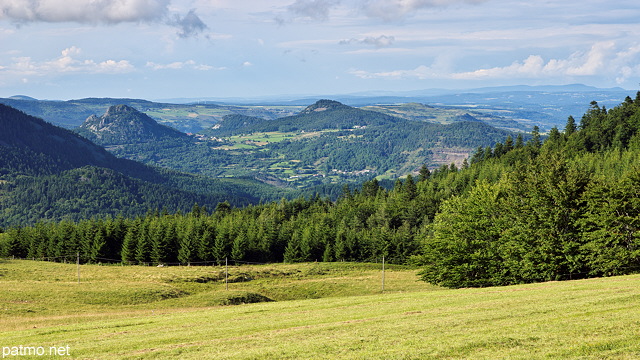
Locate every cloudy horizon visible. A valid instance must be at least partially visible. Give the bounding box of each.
[0,0,639,100]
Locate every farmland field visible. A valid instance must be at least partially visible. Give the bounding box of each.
[1,260,640,359]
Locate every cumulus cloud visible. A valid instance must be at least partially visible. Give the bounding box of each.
[451,42,636,80]
[0,0,170,24]
[339,35,395,48]
[0,0,209,38]
[0,46,134,76]
[351,42,640,84]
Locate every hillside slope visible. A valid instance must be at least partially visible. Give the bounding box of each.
[95,100,516,187]
[1,261,638,359]
[200,100,516,182]
[77,105,189,145]
[0,97,298,132]
[0,104,283,226]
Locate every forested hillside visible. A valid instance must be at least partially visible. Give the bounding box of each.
[114,99,516,186]
[0,104,287,227]
[421,94,640,287]
[77,105,189,145]
[3,94,640,289]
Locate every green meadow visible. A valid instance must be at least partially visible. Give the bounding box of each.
[1,260,640,359]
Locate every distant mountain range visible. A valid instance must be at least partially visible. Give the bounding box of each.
[1,84,632,133]
[0,97,297,132]
[156,84,629,103]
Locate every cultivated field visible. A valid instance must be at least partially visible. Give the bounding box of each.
[1,260,639,359]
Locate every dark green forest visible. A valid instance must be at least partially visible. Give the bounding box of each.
[3,94,640,289]
[0,104,290,226]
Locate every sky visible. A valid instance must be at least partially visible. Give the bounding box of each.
[0,0,639,100]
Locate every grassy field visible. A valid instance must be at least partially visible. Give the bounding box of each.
[1,260,640,359]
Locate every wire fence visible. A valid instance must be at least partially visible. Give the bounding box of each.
[1,255,402,291]
[0,255,408,267]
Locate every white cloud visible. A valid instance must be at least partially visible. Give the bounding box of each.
[0,0,170,24]
[0,0,209,38]
[0,47,134,76]
[357,0,489,21]
[146,60,222,71]
[350,64,443,79]
[351,42,640,84]
[452,42,630,79]
[279,0,488,23]
[288,0,340,21]
[339,35,395,48]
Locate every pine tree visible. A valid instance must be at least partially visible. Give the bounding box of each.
[504,135,514,152]
[88,227,106,263]
[231,231,247,262]
[322,241,334,262]
[418,164,431,182]
[177,221,196,266]
[403,174,417,201]
[283,230,302,263]
[150,220,167,265]
[135,222,151,265]
[212,223,229,263]
[121,221,139,264]
[565,115,577,136]
[528,126,541,148]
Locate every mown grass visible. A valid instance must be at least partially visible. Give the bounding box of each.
[2,260,640,359]
[0,261,427,331]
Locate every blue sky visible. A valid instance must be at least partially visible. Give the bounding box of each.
[0,0,639,100]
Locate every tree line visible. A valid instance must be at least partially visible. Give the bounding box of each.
[3,94,640,289]
[420,93,640,287]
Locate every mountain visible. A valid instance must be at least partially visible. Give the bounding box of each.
[197,100,518,183]
[0,97,298,132]
[8,95,38,101]
[299,99,351,114]
[1,84,632,133]
[69,99,516,189]
[0,103,116,173]
[0,104,286,227]
[209,114,268,134]
[77,105,189,145]
[207,99,403,136]
[176,85,630,130]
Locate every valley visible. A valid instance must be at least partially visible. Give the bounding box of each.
[76,100,517,189]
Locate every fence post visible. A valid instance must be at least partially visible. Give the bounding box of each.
[381,256,385,292]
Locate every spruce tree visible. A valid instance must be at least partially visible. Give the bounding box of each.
[565,115,577,136]
[418,164,431,182]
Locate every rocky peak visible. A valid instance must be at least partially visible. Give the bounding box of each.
[300,100,350,114]
[105,104,139,117]
[77,104,185,145]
